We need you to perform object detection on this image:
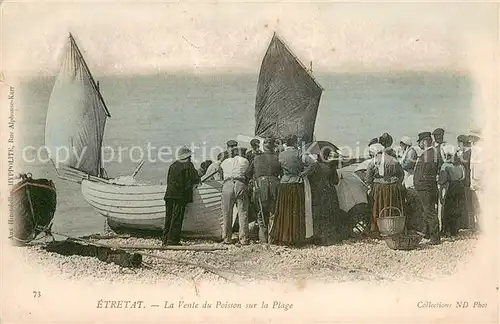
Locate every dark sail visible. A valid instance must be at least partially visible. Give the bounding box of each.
[254,33,323,144]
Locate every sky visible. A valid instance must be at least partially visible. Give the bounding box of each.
[1,1,498,76]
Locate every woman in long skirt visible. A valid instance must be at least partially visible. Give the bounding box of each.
[307,148,342,245]
[270,135,315,246]
[439,146,466,237]
[365,143,405,236]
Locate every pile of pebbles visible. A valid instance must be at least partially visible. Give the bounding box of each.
[23,231,478,285]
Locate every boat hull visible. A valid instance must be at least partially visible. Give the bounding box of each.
[81,179,224,239]
[11,176,57,244]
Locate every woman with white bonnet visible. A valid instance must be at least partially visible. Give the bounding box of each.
[438,143,466,237]
[399,136,420,176]
[365,143,405,237]
[354,142,383,181]
[398,136,412,160]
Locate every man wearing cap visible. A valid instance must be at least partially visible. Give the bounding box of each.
[162,147,200,246]
[246,139,263,165]
[245,138,263,231]
[457,135,474,230]
[246,138,281,243]
[222,140,238,160]
[414,132,440,244]
[220,147,250,245]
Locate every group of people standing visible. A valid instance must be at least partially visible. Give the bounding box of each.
[209,136,342,246]
[161,129,480,247]
[358,129,480,245]
[162,136,343,247]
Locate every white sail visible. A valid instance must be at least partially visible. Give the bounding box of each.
[45,33,110,179]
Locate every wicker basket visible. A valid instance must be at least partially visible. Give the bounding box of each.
[384,232,424,250]
[377,207,405,236]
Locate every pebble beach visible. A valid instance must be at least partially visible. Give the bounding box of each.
[21,231,479,285]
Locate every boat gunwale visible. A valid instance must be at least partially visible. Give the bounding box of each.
[11,182,56,195]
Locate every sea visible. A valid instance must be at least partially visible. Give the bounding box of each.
[13,72,477,237]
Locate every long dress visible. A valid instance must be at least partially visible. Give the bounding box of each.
[439,162,466,236]
[270,148,313,246]
[365,154,405,234]
[307,161,341,245]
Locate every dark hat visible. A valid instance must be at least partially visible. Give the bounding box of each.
[368,137,379,146]
[457,135,470,144]
[432,128,445,136]
[250,138,260,147]
[417,132,432,142]
[379,133,393,148]
[200,160,212,169]
[226,140,238,148]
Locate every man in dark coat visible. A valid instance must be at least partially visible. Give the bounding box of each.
[162,147,200,246]
[246,138,263,164]
[414,132,440,244]
[432,128,446,231]
[246,138,281,243]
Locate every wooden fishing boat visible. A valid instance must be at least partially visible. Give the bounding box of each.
[45,34,225,239]
[81,177,223,237]
[10,173,57,245]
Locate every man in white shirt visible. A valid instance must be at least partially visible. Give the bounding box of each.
[220,147,250,245]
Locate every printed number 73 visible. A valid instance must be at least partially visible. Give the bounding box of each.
[33,291,41,298]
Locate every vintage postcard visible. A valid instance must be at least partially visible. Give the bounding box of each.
[1,1,498,323]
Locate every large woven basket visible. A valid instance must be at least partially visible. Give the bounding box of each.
[377,207,405,236]
[384,232,424,250]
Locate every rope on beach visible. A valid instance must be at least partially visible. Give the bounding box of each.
[40,230,244,284]
[101,244,229,252]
